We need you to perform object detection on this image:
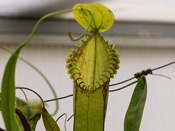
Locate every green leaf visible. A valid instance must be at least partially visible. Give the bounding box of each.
[0,10,44,130]
[1,47,22,131]
[124,76,147,131]
[1,10,73,130]
[42,107,60,131]
[16,98,42,131]
[73,3,114,32]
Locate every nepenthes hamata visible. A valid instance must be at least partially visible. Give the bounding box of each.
[66,3,120,131]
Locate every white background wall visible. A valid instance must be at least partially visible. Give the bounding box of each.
[0,43,175,131]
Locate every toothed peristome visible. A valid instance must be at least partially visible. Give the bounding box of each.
[66,31,120,90]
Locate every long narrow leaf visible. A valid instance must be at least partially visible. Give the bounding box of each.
[42,107,60,131]
[1,48,22,131]
[1,9,73,130]
[0,43,58,115]
[124,76,147,131]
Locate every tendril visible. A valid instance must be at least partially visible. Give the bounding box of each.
[55,113,68,131]
[44,61,175,102]
[16,87,45,108]
[68,8,93,41]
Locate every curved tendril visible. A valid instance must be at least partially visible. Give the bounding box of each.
[19,9,73,48]
[150,73,171,79]
[109,80,138,92]
[55,113,67,131]
[0,9,74,115]
[19,88,28,100]
[19,58,58,115]
[0,43,58,115]
[68,8,93,41]
[16,87,45,108]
